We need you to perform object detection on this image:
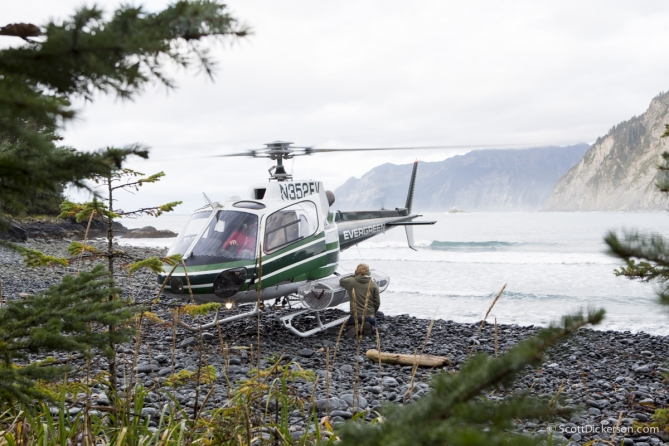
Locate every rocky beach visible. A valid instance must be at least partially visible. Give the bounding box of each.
[1,238,669,445]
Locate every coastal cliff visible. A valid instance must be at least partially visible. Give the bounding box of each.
[544,92,669,211]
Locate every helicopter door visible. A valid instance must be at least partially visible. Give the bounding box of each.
[264,201,318,253]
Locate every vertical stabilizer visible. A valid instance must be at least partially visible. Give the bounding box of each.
[405,226,416,251]
[405,160,418,250]
[405,160,418,214]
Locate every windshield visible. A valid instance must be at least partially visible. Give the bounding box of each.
[167,211,212,257]
[186,210,258,265]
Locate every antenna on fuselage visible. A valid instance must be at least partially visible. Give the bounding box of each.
[203,193,214,207]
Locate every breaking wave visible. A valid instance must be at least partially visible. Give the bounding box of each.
[427,240,549,251]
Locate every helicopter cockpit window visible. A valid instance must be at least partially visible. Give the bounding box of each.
[166,211,212,258]
[264,201,318,253]
[186,211,259,265]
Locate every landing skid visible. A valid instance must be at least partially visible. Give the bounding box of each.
[177,301,348,338]
[278,308,348,338]
[178,303,261,333]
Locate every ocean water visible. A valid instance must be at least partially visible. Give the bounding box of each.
[120,212,669,335]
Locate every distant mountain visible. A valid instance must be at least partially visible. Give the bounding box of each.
[333,144,590,212]
[544,92,669,211]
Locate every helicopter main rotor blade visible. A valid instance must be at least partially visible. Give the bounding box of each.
[193,142,538,159]
[211,150,269,158]
[306,143,532,153]
[215,152,253,157]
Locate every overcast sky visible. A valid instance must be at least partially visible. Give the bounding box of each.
[5,1,669,214]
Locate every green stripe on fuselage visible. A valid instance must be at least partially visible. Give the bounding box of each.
[261,232,325,261]
[327,250,339,264]
[259,234,327,287]
[158,232,333,292]
[157,258,256,287]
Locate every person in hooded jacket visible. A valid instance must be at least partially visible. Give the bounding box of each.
[339,263,380,337]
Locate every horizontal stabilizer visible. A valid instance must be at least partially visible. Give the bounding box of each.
[386,221,436,226]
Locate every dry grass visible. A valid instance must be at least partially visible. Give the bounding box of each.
[494,317,499,358]
[404,318,435,403]
[469,284,506,357]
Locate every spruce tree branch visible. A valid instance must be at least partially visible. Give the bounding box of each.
[0,23,40,40]
[605,231,669,281]
[0,0,247,406]
[117,206,169,217]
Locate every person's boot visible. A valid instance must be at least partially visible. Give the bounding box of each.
[346,325,357,338]
[363,322,372,336]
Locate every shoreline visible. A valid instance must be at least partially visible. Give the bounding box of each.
[2,239,669,444]
[8,235,669,336]
[0,217,176,242]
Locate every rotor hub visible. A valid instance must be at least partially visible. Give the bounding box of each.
[263,141,300,181]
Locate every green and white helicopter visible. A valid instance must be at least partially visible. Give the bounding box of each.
[158,141,435,336]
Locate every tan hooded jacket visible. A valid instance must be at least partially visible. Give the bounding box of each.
[339,274,380,317]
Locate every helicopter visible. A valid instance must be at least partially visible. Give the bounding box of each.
[158,141,436,337]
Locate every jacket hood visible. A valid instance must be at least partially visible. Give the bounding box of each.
[355,274,371,283]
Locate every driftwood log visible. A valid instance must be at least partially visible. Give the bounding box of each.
[365,349,450,368]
